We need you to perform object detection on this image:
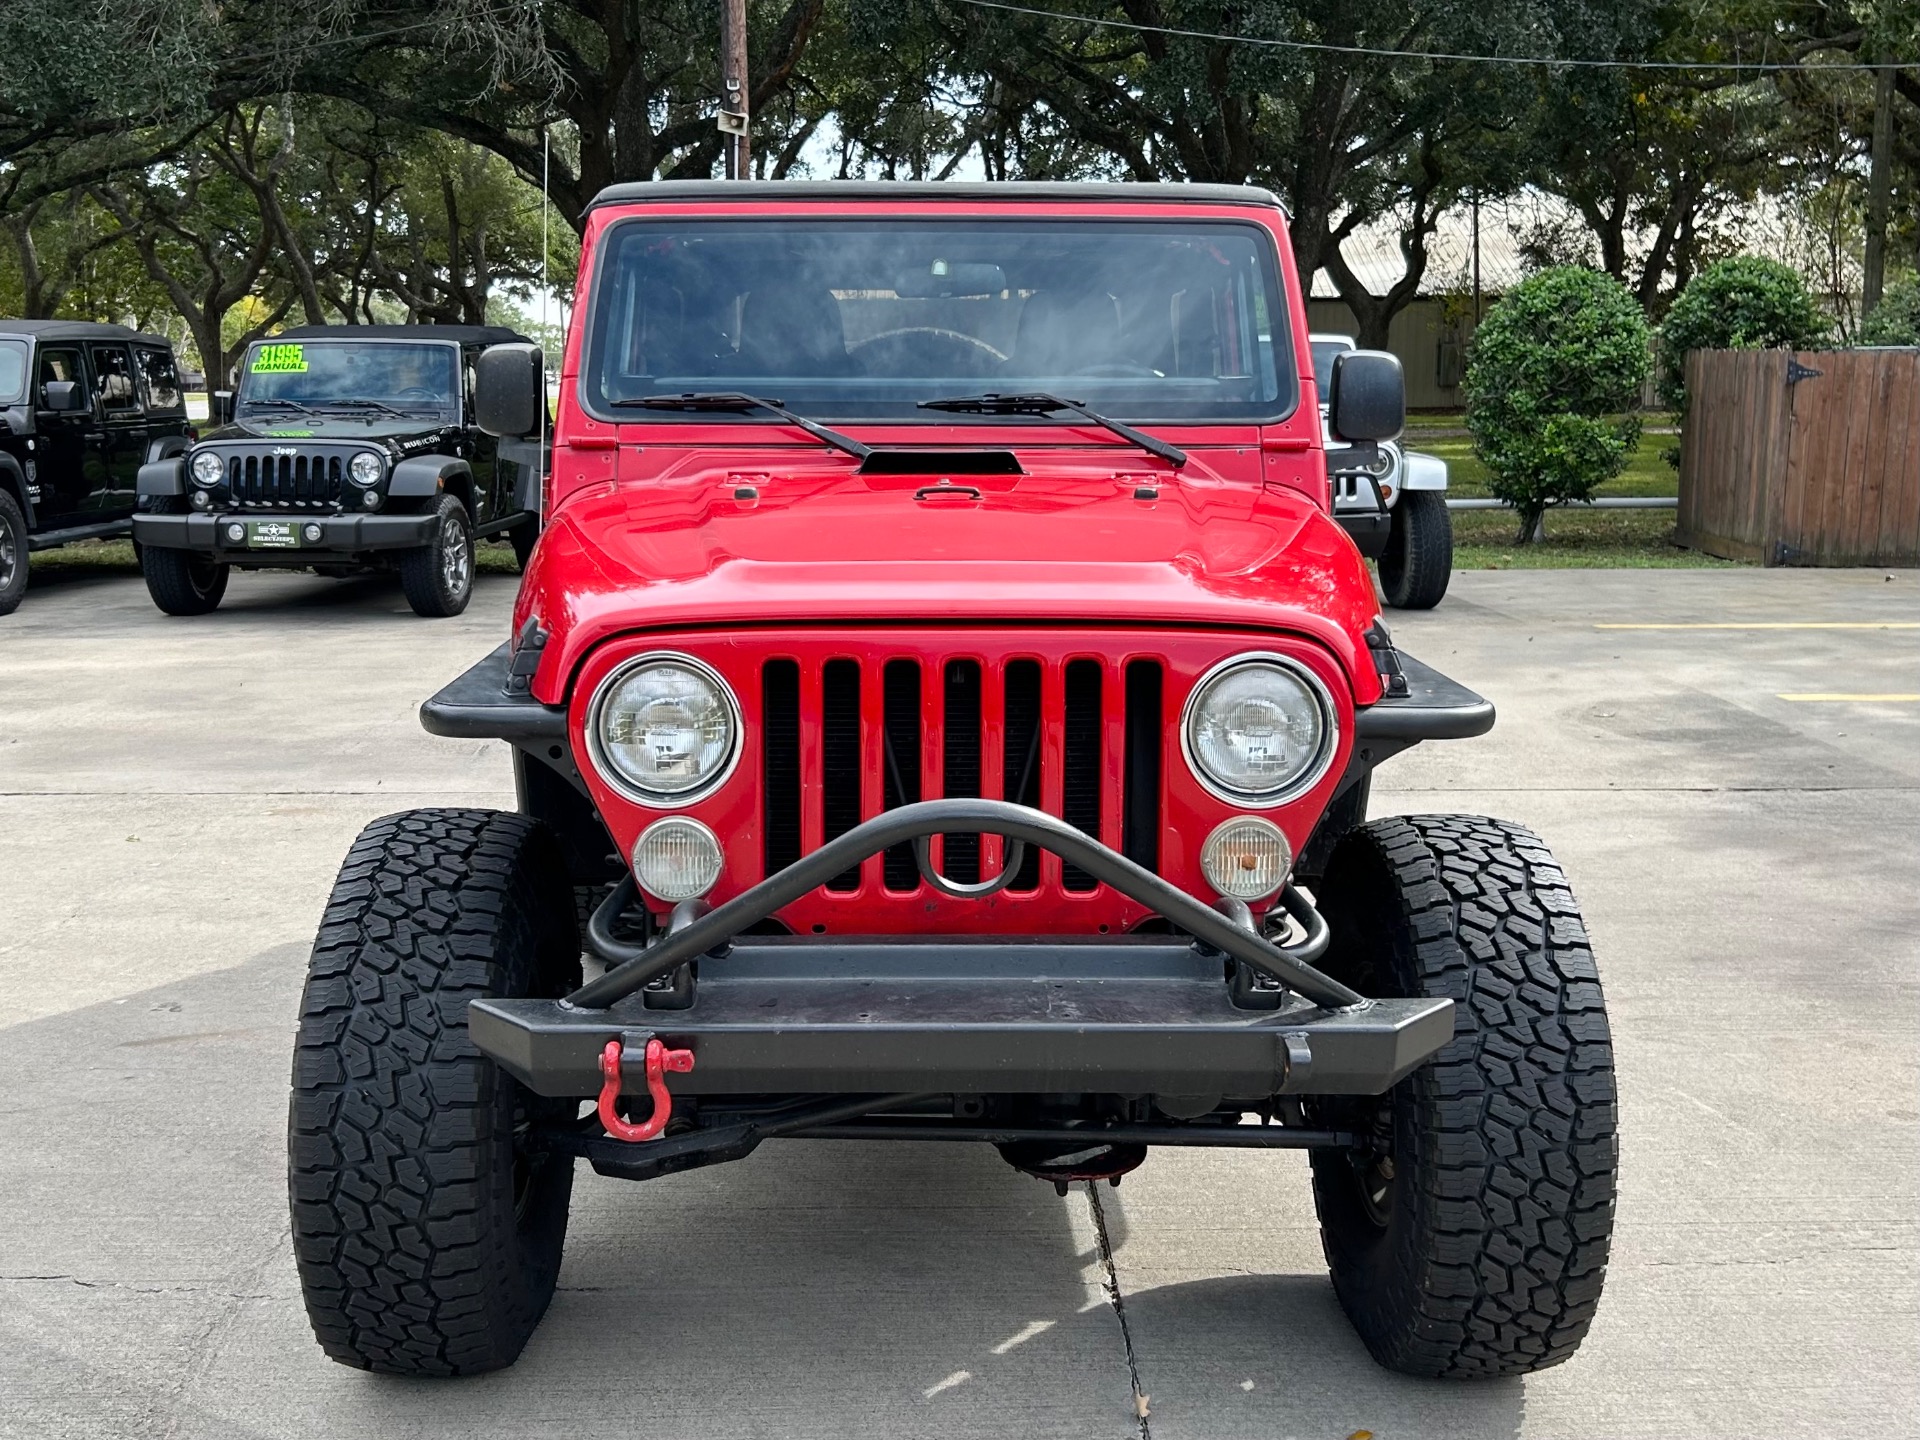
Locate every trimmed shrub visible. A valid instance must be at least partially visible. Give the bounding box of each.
[1657,256,1829,416]
[1464,267,1652,544]
[1860,275,1920,346]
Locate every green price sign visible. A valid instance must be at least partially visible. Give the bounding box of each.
[251,343,307,373]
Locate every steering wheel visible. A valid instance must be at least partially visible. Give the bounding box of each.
[848,327,1008,373]
[394,386,440,401]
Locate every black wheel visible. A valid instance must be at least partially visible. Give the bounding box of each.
[1307,816,1618,1378]
[140,544,230,615]
[289,808,581,1376]
[399,495,474,617]
[0,488,27,616]
[508,517,540,571]
[1378,490,1452,609]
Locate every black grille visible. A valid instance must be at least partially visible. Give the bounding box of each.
[760,651,1164,897]
[761,659,801,878]
[821,660,863,892]
[1060,660,1103,892]
[225,452,346,508]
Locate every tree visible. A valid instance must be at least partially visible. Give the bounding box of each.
[1656,255,1829,419]
[1858,273,1920,342]
[1464,267,1652,543]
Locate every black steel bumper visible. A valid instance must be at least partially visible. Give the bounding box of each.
[1335,509,1392,557]
[132,511,437,556]
[469,798,1455,1102]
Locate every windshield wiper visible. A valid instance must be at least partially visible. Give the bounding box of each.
[612,392,871,461]
[918,392,1188,468]
[316,397,411,417]
[240,398,313,414]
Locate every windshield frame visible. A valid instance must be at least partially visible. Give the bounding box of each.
[233,336,464,418]
[577,214,1299,430]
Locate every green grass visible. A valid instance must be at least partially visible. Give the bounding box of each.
[1449,507,1735,569]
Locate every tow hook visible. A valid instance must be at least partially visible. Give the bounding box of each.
[597,1037,695,1142]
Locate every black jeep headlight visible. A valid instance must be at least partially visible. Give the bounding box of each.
[190,451,224,486]
[588,653,741,804]
[1181,655,1338,806]
[349,451,384,486]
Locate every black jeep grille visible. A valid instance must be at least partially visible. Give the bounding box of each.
[225,452,346,509]
[759,650,1165,896]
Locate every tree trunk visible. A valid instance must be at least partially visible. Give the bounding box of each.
[1864,64,1895,317]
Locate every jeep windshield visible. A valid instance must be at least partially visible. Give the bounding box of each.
[235,340,457,417]
[582,218,1294,423]
[0,340,26,405]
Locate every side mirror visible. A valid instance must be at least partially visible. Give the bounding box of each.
[1328,350,1405,443]
[209,391,234,425]
[42,379,86,413]
[474,343,545,438]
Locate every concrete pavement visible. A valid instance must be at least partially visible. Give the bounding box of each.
[2,559,1916,1437]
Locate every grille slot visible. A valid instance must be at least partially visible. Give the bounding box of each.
[941,660,983,885]
[881,660,922,890]
[1001,659,1043,891]
[761,660,801,878]
[1061,660,1103,891]
[821,659,863,892]
[224,451,345,508]
[1122,660,1163,874]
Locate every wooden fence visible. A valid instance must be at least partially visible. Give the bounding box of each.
[1677,348,1920,566]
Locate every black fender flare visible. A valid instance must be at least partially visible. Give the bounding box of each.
[389,454,473,510]
[144,434,191,465]
[137,455,187,498]
[0,451,33,526]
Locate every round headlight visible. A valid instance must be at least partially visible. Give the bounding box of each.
[589,654,740,803]
[633,818,724,902]
[349,451,384,486]
[190,451,225,486]
[1200,817,1292,900]
[1182,655,1337,805]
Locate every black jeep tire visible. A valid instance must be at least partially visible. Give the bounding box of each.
[1378,490,1452,610]
[140,544,230,615]
[1308,816,1617,1378]
[508,517,540,571]
[289,808,581,1376]
[398,495,474,617]
[0,488,27,616]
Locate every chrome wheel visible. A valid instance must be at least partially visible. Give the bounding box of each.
[441,516,472,594]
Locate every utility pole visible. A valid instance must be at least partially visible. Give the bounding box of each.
[719,0,751,179]
[1863,63,1894,318]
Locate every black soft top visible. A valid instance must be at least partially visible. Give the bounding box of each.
[272,324,529,347]
[587,180,1286,214]
[0,318,176,348]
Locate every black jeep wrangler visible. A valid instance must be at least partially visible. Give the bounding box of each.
[132,324,546,618]
[0,320,191,616]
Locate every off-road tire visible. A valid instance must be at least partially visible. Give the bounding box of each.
[398,495,474,617]
[140,544,230,615]
[0,488,27,616]
[289,808,581,1376]
[1308,816,1617,1378]
[1378,490,1452,610]
[508,517,540,571]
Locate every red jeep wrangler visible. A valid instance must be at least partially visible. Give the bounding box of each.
[288,182,1617,1382]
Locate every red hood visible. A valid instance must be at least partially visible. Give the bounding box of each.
[516,448,1385,706]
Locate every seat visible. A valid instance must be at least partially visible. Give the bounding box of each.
[1011,290,1121,376]
[732,285,853,375]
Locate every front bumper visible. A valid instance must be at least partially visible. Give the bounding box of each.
[470,798,1455,1102]
[133,511,437,556]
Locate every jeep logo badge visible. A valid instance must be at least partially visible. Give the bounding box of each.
[273,447,298,457]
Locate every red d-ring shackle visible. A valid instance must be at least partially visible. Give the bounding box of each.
[597,1037,695,1142]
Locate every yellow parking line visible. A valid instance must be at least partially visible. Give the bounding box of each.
[1777,694,1920,703]
[1596,622,1920,630]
